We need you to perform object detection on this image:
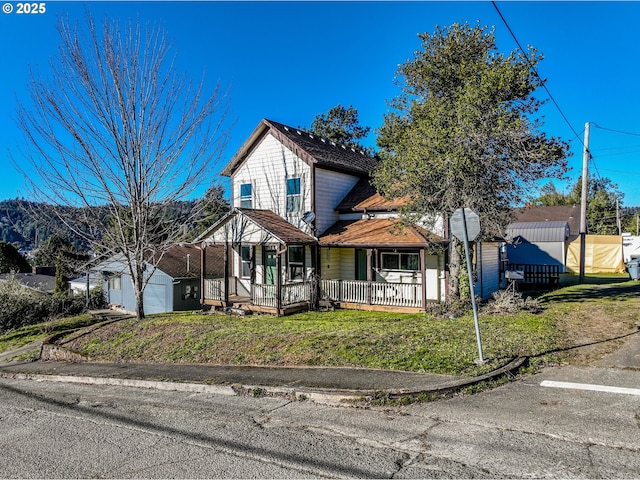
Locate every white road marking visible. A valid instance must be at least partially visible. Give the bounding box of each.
[540,380,640,396]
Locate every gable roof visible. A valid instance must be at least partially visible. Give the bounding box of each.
[319,218,447,248]
[155,244,225,279]
[335,178,407,213]
[197,208,316,246]
[510,205,581,235]
[221,119,378,177]
[92,244,225,280]
[506,221,570,243]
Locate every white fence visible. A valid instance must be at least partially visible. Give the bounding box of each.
[320,279,422,308]
[205,278,422,309]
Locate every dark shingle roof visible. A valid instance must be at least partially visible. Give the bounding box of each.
[156,244,225,279]
[238,209,316,245]
[222,119,378,177]
[510,205,581,235]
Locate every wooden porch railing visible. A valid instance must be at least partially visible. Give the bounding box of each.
[320,279,422,308]
[204,278,224,301]
[204,278,422,309]
[507,264,560,285]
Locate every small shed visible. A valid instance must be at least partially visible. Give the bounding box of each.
[505,221,570,271]
[95,244,224,315]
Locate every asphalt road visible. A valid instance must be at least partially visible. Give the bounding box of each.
[1,365,639,478]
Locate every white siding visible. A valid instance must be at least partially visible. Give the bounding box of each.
[320,247,355,280]
[339,248,356,280]
[314,168,360,235]
[232,134,312,234]
[474,242,500,300]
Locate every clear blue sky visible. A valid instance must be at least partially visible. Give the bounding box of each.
[1,1,640,206]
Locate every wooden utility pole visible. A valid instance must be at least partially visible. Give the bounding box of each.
[579,122,590,283]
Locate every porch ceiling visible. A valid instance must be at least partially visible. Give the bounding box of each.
[319,218,446,248]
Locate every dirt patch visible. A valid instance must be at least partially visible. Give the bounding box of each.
[552,283,640,365]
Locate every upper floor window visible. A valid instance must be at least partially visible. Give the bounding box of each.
[240,183,252,209]
[286,177,301,213]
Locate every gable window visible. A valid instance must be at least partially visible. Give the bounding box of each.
[381,252,420,271]
[240,183,252,209]
[286,177,301,213]
[240,245,251,278]
[288,245,305,281]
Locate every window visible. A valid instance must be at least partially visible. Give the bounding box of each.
[286,177,301,213]
[240,245,251,278]
[240,183,252,209]
[288,245,305,281]
[380,252,420,271]
[108,276,121,290]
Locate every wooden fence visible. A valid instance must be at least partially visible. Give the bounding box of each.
[507,264,560,285]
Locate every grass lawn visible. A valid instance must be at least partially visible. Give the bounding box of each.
[2,275,639,377]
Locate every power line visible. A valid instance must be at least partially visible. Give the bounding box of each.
[591,123,640,137]
[491,1,584,147]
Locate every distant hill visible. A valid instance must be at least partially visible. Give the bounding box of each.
[0,200,53,249]
[0,194,229,252]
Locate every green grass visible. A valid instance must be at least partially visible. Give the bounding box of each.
[0,313,94,353]
[2,277,638,377]
[63,308,559,377]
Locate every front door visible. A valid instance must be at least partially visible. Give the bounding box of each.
[356,249,367,281]
[264,247,277,285]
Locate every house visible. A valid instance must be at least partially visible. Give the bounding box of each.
[198,119,498,314]
[0,272,57,294]
[97,244,224,315]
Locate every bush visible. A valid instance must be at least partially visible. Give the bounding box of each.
[0,277,106,333]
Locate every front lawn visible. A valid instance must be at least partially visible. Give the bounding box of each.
[3,279,639,377]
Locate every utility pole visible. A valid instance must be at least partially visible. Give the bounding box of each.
[579,122,590,283]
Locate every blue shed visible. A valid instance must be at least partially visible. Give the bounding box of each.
[94,244,224,314]
[505,221,571,271]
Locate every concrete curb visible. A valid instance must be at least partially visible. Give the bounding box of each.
[0,356,528,406]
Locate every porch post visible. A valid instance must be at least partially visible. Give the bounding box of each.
[200,243,206,305]
[366,248,373,305]
[276,247,283,316]
[420,248,427,310]
[311,244,319,310]
[224,242,230,307]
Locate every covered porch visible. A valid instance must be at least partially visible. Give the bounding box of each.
[198,208,318,315]
[317,218,448,311]
[198,210,448,315]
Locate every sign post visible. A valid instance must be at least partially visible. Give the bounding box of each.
[450,208,485,364]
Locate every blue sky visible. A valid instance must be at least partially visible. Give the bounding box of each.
[1,1,640,206]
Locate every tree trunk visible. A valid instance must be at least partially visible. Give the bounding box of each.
[448,237,461,300]
[135,290,145,320]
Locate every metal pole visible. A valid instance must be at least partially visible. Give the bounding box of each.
[579,122,590,283]
[461,208,484,363]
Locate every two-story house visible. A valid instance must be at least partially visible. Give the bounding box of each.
[197,119,450,314]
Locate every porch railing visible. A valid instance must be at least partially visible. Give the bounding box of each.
[320,279,422,308]
[204,278,224,301]
[251,282,311,308]
[205,278,422,309]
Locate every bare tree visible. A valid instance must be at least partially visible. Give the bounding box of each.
[14,14,230,319]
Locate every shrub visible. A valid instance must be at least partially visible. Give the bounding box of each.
[0,277,106,333]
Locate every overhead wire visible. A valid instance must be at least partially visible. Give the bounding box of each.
[491,1,585,148]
